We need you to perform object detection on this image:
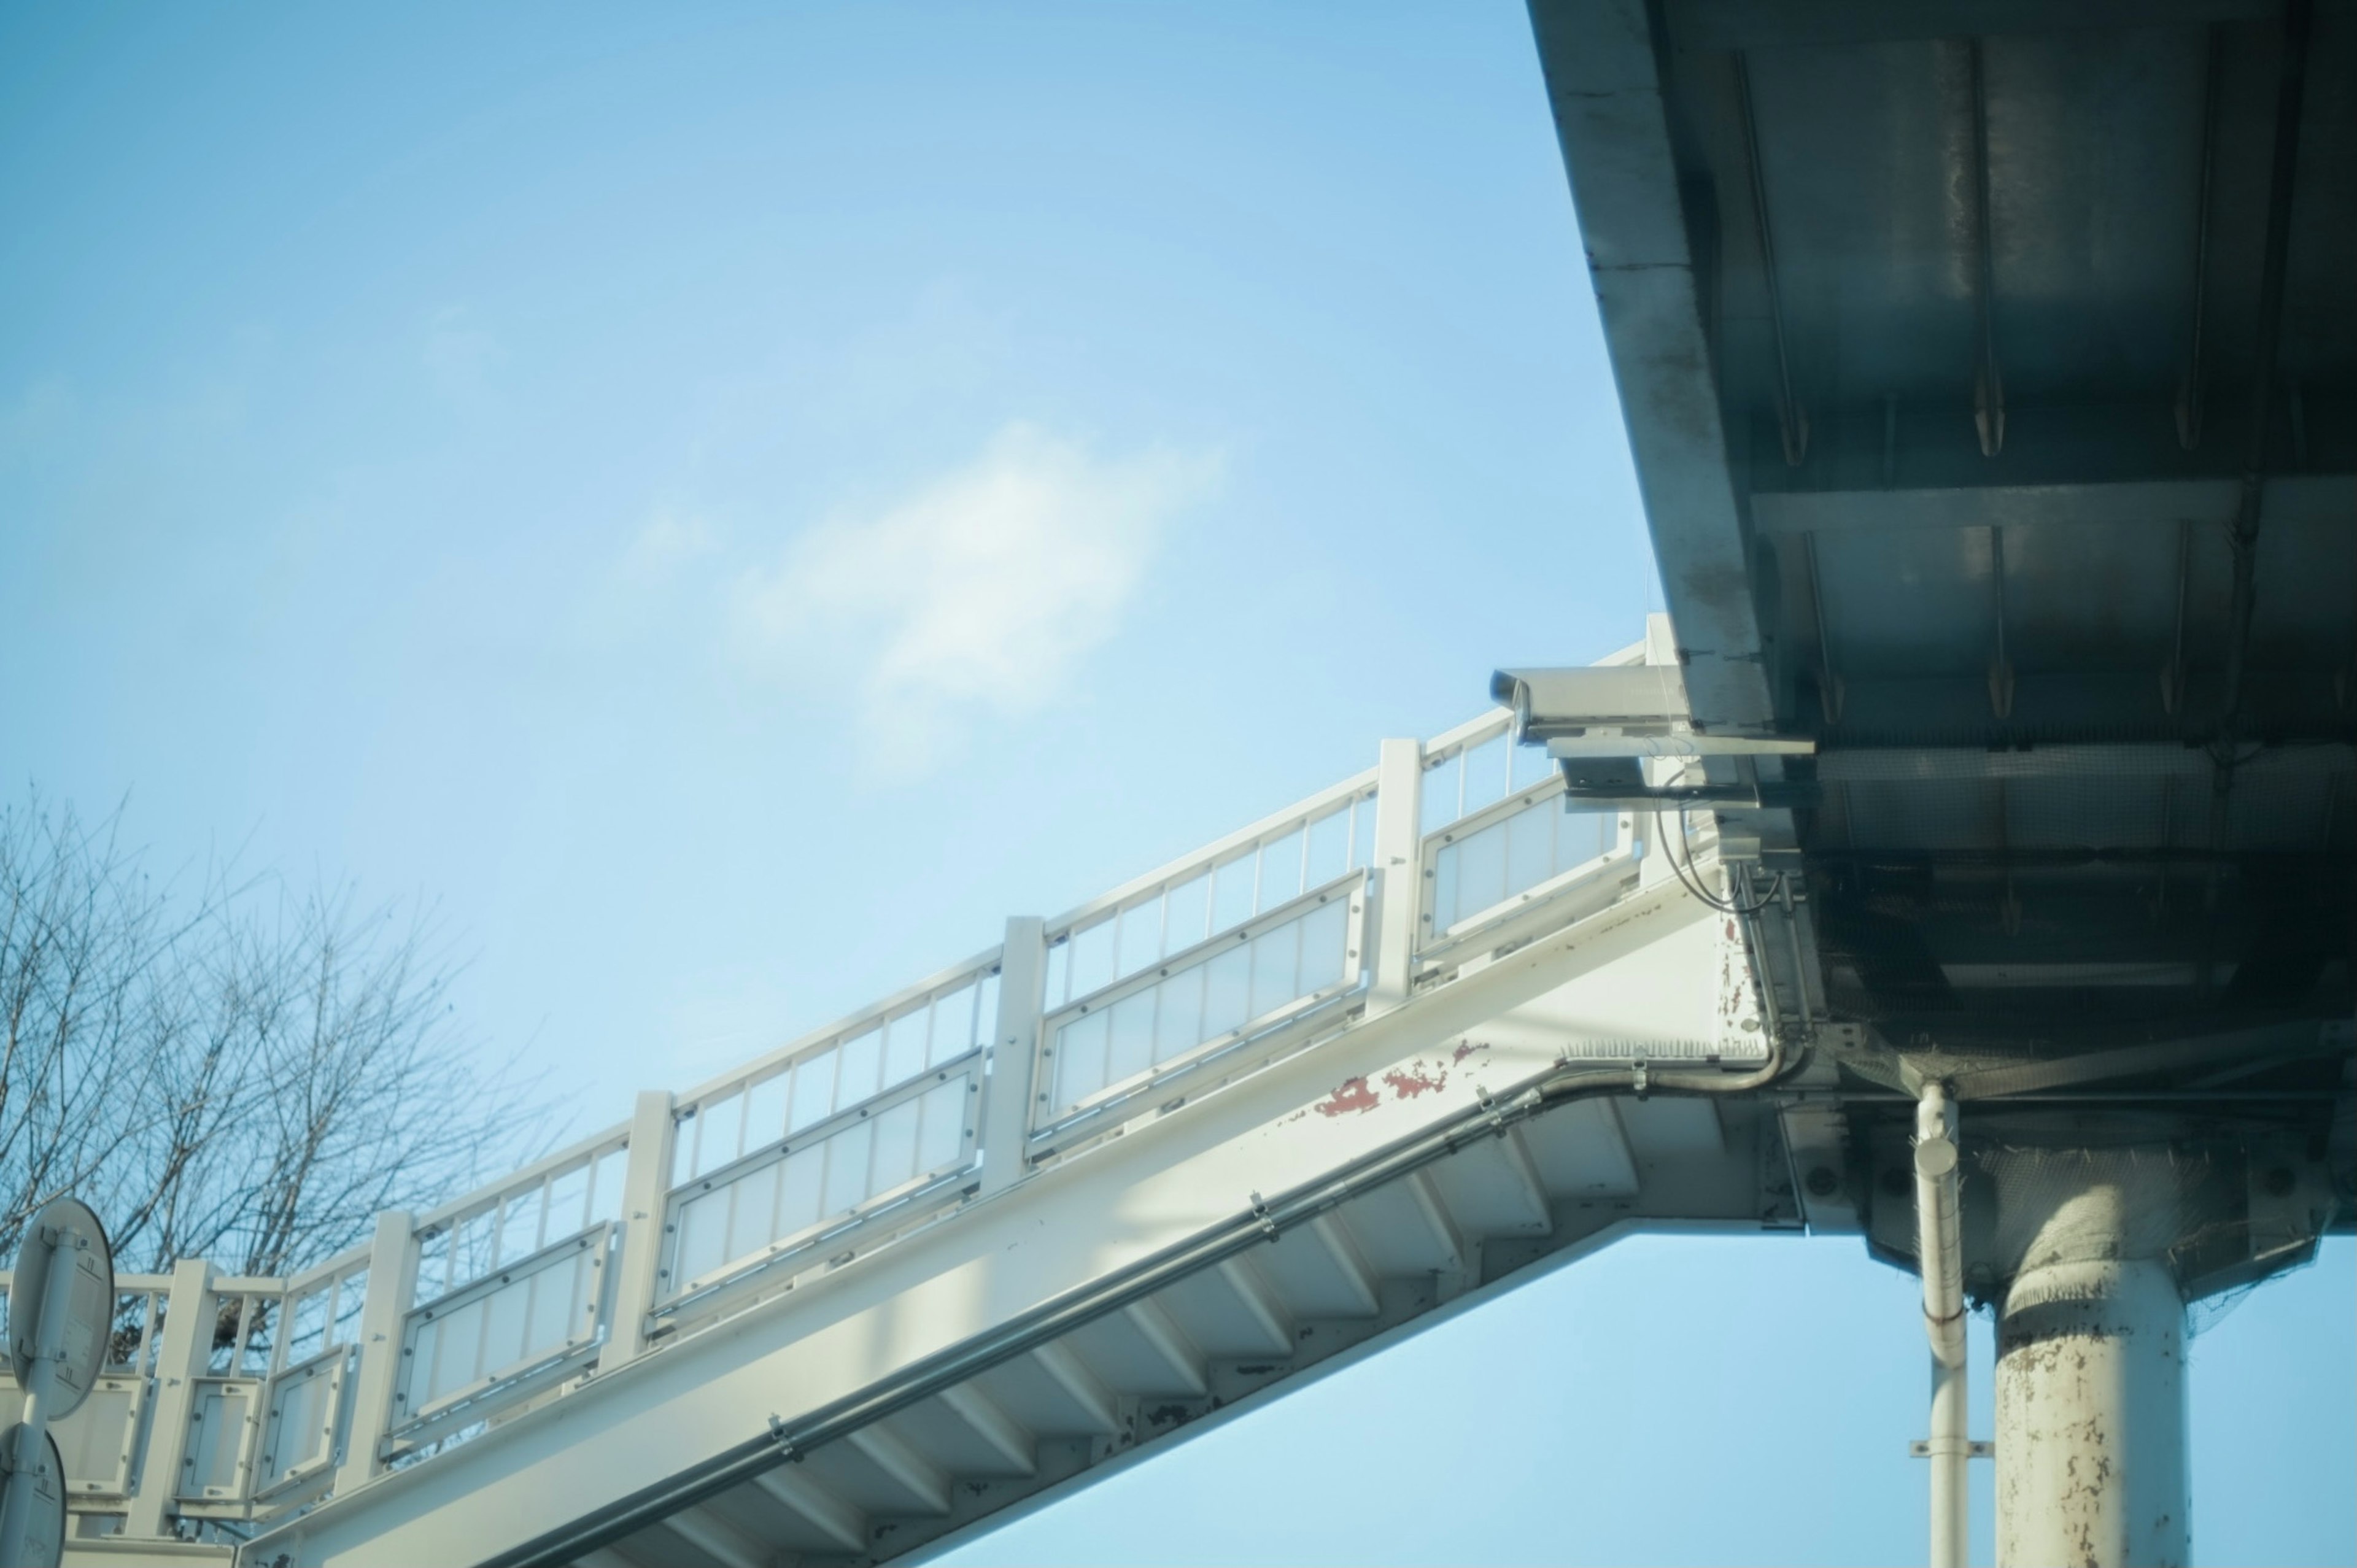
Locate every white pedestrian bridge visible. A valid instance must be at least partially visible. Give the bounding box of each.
[10,624,1816,1568]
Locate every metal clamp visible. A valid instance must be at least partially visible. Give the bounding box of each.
[1248,1192,1279,1243]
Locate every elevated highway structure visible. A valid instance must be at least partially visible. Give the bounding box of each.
[1528,0,2353,1561]
[2,2,2348,1565]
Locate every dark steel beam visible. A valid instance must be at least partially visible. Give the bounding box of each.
[2208,0,2315,996]
[1987,526,2014,720]
[1748,473,2353,536]
[1967,39,2004,459]
[1733,53,1808,467]
[1668,0,2274,52]
[2175,25,2226,452]
[1745,396,2357,496]
[2218,0,2315,732]
[1806,531,1843,724]
[2164,518,2193,718]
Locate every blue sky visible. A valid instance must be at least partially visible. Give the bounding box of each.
[2,4,2347,1563]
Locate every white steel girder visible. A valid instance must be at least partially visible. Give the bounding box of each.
[239,872,1788,1568]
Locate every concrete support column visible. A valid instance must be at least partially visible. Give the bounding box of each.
[1995,1186,2189,1567]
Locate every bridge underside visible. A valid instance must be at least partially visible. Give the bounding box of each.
[1530,0,2353,1285]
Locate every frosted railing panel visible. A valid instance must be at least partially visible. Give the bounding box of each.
[255,1249,371,1496]
[1045,786,1375,1008]
[1430,793,1617,933]
[663,1066,978,1300]
[415,1134,629,1305]
[393,1223,612,1437]
[279,1254,370,1370]
[180,1380,260,1500]
[676,959,999,1183]
[1045,875,1359,1117]
[257,1348,347,1496]
[1421,713,1559,836]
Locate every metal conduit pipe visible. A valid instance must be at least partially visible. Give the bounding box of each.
[484,1035,1794,1568]
[1913,1083,1968,1568]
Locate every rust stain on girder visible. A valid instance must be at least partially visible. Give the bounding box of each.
[1383,1064,1447,1099]
[1312,1077,1381,1118]
[1293,1042,1493,1124]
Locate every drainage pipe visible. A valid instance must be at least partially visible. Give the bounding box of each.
[1914,1083,1968,1568]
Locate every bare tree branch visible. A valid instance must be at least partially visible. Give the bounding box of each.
[0,790,543,1276]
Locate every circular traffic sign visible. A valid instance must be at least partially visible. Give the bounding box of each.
[0,1425,65,1568]
[7,1197,115,1423]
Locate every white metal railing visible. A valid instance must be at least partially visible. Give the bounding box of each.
[177,1276,290,1514]
[1422,773,1620,945]
[647,950,1000,1319]
[1034,870,1368,1145]
[659,1059,980,1311]
[1418,709,1559,836]
[1042,771,1377,1010]
[30,652,1693,1544]
[391,1222,613,1448]
[387,1129,634,1449]
[412,1130,632,1305]
[254,1247,372,1499]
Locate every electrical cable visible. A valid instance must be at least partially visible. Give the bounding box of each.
[1651,806,1783,915]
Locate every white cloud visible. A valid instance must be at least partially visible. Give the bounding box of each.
[730,423,1220,739]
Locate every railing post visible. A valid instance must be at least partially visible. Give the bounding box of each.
[331,1211,415,1500]
[604,1090,678,1369]
[123,1258,214,1540]
[1368,738,1425,1016]
[981,917,1047,1195]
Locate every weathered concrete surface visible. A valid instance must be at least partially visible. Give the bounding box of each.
[1995,1183,2189,1568]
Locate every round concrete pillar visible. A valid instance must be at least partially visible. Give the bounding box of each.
[1994,1185,2189,1568]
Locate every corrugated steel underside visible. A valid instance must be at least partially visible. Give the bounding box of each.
[1533,0,2352,1075]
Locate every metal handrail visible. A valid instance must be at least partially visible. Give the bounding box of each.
[1029,868,1371,1149]
[413,1128,632,1240]
[1045,868,1368,1039]
[390,1221,616,1448]
[1044,772,1378,941]
[652,1164,978,1325]
[655,1049,984,1305]
[675,946,1004,1116]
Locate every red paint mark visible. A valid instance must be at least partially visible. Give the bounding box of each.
[1384,1064,1447,1099]
[1451,1040,1489,1064]
[1314,1077,1381,1118]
